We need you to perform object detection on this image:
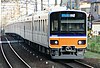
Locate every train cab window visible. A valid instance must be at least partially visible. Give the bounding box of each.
[68,23,84,31]
[60,23,68,31]
[98,31,100,35]
[51,20,58,31]
[60,20,85,32]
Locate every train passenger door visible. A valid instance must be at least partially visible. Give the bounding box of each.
[32,16,34,41]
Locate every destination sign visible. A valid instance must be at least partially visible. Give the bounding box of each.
[61,14,75,17]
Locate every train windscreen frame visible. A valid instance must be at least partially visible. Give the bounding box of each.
[50,11,86,36]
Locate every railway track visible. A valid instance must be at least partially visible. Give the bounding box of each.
[4,34,95,68]
[1,36,31,68]
[4,35,68,68]
[74,60,94,68]
[57,59,94,68]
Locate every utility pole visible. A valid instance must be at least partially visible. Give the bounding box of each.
[16,0,20,16]
[26,0,28,15]
[48,0,49,7]
[75,0,80,10]
[0,0,1,30]
[60,0,62,6]
[70,0,72,10]
[55,0,57,6]
[41,0,43,11]
[35,0,37,12]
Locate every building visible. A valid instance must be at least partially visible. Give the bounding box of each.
[92,20,100,36]
[90,1,100,20]
[80,1,91,14]
[1,1,20,27]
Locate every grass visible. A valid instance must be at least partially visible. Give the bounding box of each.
[85,36,100,59]
[87,36,100,53]
[84,51,100,59]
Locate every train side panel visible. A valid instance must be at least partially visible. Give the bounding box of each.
[33,12,49,48]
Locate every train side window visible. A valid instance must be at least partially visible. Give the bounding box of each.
[46,19,48,32]
[35,20,36,31]
[32,21,34,31]
[33,24,34,31]
[43,20,45,32]
[36,20,39,31]
[41,20,43,31]
[52,20,58,31]
[37,20,38,31]
[45,19,47,32]
[39,20,40,31]
[35,20,37,31]
[32,22,34,31]
[34,20,36,31]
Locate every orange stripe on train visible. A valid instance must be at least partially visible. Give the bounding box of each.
[50,38,86,48]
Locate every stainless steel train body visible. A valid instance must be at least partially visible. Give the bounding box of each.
[5,10,87,59]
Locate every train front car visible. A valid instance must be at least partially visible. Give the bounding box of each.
[49,10,87,59]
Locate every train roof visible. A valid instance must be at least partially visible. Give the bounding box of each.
[50,9,87,14]
[49,6,87,15]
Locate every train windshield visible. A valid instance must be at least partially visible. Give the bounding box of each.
[50,11,86,35]
[60,20,85,32]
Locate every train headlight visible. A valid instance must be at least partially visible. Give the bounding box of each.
[50,40,59,45]
[55,41,58,44]
[78,40,86,45]
[78,41,82,44]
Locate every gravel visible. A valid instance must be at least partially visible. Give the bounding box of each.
[78,58,100,68]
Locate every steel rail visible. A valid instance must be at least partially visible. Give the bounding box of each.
[74,60,94,68]
[0,44,13,68]
[5,37,32,68]
[56,59,94,68]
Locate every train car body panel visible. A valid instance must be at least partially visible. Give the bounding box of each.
[33,12,49,48]
[50,37,86,48]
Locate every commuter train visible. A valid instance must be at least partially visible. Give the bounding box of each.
[5,8,87,59]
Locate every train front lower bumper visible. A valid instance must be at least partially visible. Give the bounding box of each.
[50,47,85,59]
[51,55,84,59]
